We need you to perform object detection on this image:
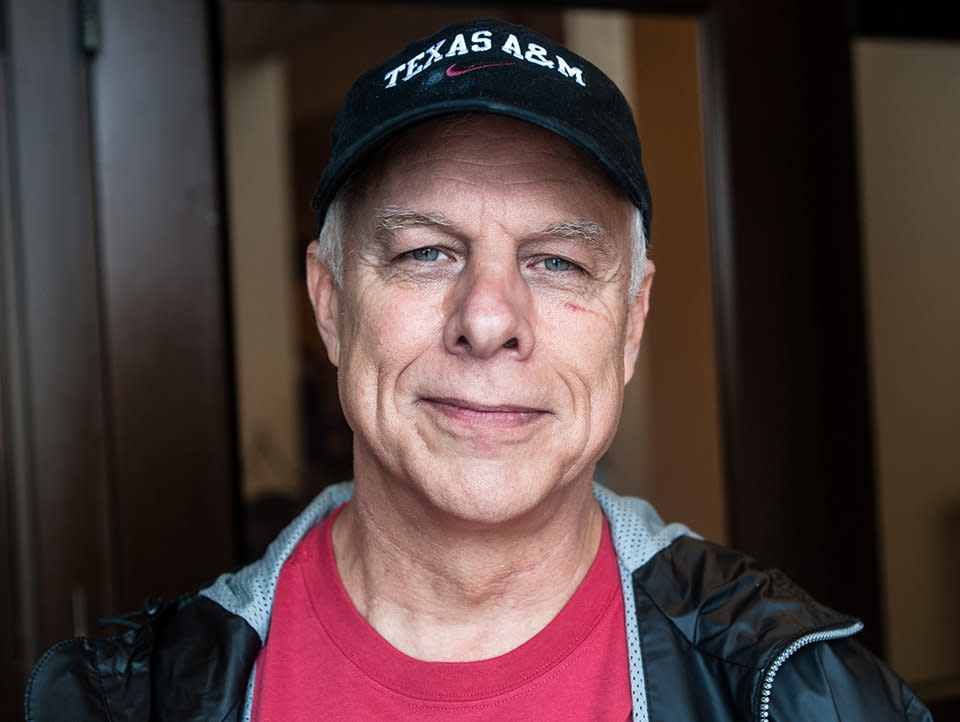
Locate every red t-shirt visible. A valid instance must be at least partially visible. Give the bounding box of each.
[252,505,631,721]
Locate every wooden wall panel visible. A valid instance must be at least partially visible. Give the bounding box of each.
[1,0,116,704]
[0,8,240,714]
[91,0,238,610]
[629,15,725,544]
[0,36,20,721]
[702,0,882,649]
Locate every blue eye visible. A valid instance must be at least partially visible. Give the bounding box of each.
[410,247,441,262]
[543,257,574,271]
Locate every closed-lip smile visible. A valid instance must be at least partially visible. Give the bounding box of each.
[421,397,549,428]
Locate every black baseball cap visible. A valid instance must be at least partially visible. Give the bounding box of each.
[310,18,652,238]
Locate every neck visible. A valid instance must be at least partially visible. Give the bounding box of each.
[331,477,603,662]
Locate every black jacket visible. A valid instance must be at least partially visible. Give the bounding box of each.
[25,485,932,721]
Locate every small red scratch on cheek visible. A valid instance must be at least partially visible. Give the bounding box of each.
[563,301,600,316]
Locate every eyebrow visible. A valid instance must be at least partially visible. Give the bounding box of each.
[371,207,617,257]
[528,219,608,246]
[373,206,455,238]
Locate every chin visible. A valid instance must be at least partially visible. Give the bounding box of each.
[409,460,587,529]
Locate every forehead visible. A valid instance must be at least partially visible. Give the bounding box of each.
[350,114,629,226]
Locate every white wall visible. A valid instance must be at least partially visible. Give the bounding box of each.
[854,39,960,683]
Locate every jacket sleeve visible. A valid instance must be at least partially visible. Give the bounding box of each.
[25,594,260,722]
[768,637,933,721]
[25,631,155,722]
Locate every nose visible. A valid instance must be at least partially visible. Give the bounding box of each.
[443,261,535,361]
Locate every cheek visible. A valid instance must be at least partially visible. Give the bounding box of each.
[561,301,601,317]
[339,286,444,383]
[543,299,627,373]
[542,301,628,431]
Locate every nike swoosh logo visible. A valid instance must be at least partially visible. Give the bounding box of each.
[445,62,516,77]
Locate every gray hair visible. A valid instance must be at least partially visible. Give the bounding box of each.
[313,185,648,302]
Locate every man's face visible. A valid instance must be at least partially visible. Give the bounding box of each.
[308,115,652,526]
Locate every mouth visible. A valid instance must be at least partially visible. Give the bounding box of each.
[420,397,550,429]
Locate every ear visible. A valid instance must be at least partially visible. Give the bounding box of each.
[622,260,655,385]
[306,241,342,367]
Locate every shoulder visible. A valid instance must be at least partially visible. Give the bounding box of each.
[26,484,355,721]
[631,532,930,720]
[633,533,852,643]
[201,481,354,640]
[25,593,259,722]
[25,483,354,721]
[770,637,933,721]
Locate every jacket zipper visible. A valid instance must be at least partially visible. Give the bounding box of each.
[758,620,863,720]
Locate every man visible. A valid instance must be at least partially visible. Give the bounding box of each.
[27,19,929,721]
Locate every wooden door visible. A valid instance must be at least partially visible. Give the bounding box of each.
[0,1,239,714]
